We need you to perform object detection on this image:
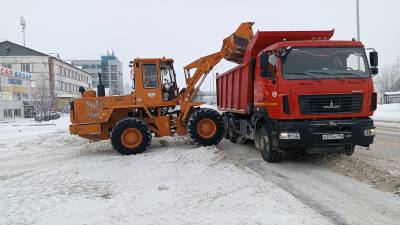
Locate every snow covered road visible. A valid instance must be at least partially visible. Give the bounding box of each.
[217,123,400,225]
[1,116,399,225]
[0,117,333,225]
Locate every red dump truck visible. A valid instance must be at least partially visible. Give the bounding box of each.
[217,29,378,162]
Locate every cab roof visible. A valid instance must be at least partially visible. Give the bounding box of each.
[133,58,174,63]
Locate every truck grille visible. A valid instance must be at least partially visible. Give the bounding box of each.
[299,94,363,114]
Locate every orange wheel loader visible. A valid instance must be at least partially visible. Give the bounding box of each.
[69,23,254,155]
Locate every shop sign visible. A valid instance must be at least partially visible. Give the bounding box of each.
[8,78,22,85]
[0,66,32,80]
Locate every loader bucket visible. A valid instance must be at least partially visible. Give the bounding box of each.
[221,22,254,64]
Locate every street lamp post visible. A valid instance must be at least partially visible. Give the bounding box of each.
[356,0,360,41]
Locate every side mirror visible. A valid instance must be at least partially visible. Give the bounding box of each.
[370,67,379,75]
[260,70,272,78]
[369,51,378,67]
[259,53,269,70]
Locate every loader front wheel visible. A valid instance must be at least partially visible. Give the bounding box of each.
[111,118,152,155]
[188,108,224,146]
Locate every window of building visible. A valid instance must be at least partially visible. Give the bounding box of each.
[63,68,66,76]
[21,63,31,72]
[2,92,13,100]
[1,63,12,69]
[5,46,11,55]
[14,109,21,117]
[13,92,21,101]
[111,73,117,81]
[4,109,13,118]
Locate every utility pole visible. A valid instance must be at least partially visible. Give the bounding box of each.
[356,0,361,69]
[356,0,360,41]
[20,17,26,46]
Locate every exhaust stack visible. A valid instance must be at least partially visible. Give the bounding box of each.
[97,72,105,97]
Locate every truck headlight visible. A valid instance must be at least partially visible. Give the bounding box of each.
[363,128,376,136]
[279,132,301,140]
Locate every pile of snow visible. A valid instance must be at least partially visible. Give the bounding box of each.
[373,103,400,122]
[0,117,332,225]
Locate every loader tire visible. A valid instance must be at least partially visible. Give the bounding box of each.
[188,108,224,146]
[111,117,152,155]
[257,125,281,163]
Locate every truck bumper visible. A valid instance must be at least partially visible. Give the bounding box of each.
[271,118,374,154]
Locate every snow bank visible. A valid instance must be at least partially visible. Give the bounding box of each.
[0,117,331,225]
[373,103,400,122]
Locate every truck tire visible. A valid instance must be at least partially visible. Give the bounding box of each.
[111,117,152,155]
[188,108,224,146]
[257,125,281,163]
[222,113,231,140]
[228,117,239,143]
[344,145,355,156]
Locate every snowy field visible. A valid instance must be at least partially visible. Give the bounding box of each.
[0,115,332,225]
[373,103,400,122]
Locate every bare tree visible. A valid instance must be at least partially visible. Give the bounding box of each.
[374,56,400,93]
[30,79,58,119]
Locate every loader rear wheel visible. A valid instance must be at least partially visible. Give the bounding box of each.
[188,108,224,146]
[111,118,152,155]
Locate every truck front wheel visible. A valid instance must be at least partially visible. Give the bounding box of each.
[257,126,281,163]
[188,108,224,146]
[111,117,152,155]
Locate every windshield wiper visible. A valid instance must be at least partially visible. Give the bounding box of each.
[333,72,363,79]
[285,72,319,81]
[307,71,344,80]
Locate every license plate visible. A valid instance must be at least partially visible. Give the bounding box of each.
[322,134,344,140]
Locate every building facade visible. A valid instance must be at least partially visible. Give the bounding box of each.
[72,52,124,96]
[0,66,32,120]
[0,41,93,116]
[71,60,101,89]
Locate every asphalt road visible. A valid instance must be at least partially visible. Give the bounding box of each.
[217,123,400,225]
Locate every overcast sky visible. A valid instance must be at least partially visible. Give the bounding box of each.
[1,0,399,90]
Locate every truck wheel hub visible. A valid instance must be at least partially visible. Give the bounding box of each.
[121,128,142,148]
[197,119,217,139]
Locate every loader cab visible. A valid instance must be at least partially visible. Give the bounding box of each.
[130,58,178,105]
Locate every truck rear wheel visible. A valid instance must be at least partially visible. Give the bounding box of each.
[111,117,152,155]
[188,108,224,146]
[257,125,281,163]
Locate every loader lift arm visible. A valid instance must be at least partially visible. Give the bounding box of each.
[181,22,254,102]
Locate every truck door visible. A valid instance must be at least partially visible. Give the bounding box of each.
[255,53,278,108]
[141,63,162,104]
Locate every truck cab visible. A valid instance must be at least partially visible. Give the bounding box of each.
[217,30,378,162]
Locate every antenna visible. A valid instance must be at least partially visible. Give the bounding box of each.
[20,17,26,46]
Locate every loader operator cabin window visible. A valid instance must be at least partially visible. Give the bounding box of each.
[281,47,369,80]
[160,62,176,100]
[142,64,158,88]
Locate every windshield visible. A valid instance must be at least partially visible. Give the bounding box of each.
[281,47,369,80]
